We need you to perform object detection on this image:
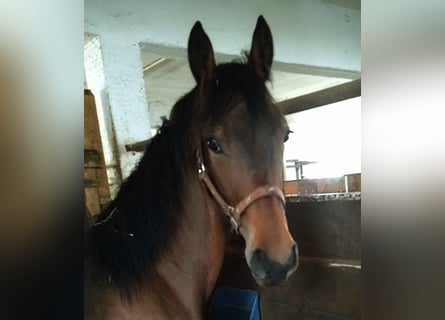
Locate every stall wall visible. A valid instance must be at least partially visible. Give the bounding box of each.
[217,197,361,320]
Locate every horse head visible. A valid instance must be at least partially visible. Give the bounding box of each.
[188,16,298,286]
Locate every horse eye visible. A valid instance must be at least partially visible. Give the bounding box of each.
[284,130,293,143]
[207,138,222,154]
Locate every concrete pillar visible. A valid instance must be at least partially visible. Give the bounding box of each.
[84,34,150,196]
[84,35,122,197]
[99,34,151,180]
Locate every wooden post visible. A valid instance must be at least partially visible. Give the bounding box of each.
[84,89,111,217]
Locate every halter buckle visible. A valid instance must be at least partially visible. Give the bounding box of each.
[198,159,206,175]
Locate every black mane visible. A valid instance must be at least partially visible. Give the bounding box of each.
[86,92,197,296]
[86,62,273,297]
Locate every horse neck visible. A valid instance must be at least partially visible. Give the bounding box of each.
[151,168,228,318]
[86,172,228,320]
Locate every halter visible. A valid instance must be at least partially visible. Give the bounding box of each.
[197,156,285,233]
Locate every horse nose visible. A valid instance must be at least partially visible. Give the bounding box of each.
[250,244,298,286]
[282,243,299,275]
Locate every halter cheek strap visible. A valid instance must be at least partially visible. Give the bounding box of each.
[198,158,285,233]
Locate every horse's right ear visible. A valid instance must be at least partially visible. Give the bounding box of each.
[188,21,216,84]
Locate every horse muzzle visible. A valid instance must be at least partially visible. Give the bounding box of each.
[248,243,299,286]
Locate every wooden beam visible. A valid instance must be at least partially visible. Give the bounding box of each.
[125,79,360,152]
[125,139,150,152]
[273,61,360,79]
[277,78,361,115]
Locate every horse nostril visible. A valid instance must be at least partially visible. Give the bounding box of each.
[252,249,272,273]
[289,244,299,268]
[250,247,298,286]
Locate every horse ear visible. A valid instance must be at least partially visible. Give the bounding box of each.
[248,15,274,81]
[188,21,216,84]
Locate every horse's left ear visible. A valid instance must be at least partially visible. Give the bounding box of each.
[188,21,216,84]
[248,15,274,81]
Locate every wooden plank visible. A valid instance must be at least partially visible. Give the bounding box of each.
[84,90,102,151]
[260,298,358,320]
[286,201,361,260]
[84,168,98,187]
[217,255,360,319]
[96,168,112,208]
[284,181,298,195]
[84,149,101,168]
[315,178,346,194]
[284,174,361,195]
[277,79,361,115]
[125,139,150,152]
[259,261,360,319]
[346,174,361,192]
[84,90,111,209]
[84,187,101,217]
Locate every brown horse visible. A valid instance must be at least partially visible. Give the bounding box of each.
[85,16,298,319]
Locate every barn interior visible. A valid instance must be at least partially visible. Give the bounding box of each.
[84,1,361,319]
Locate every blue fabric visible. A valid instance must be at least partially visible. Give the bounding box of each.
[204,287,260,320]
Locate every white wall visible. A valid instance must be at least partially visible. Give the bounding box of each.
[85,0,360,72]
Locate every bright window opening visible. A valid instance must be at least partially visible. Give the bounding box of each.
[284,97,361,180]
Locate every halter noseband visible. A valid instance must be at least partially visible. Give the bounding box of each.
[197,156,285,233]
